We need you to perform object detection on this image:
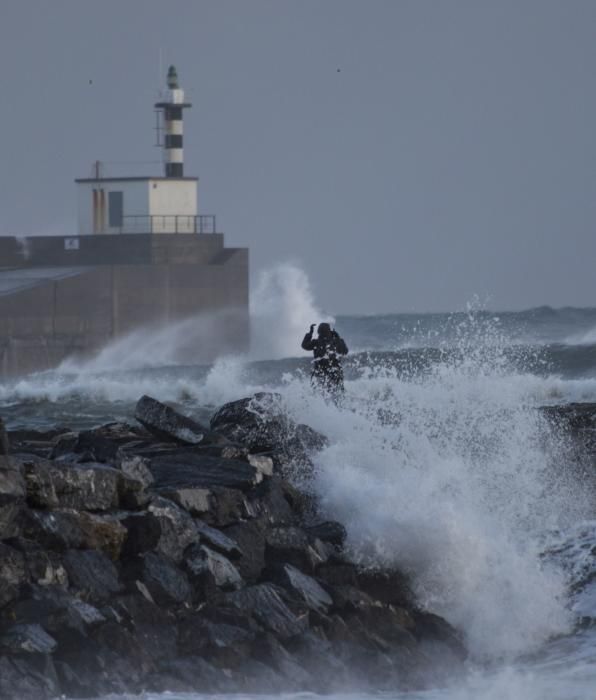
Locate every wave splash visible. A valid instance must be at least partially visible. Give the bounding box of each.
[282,311,588,661]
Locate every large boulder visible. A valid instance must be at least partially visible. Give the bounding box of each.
[63,549,122,601]
[268,564,332,615]
[134,395,207,445]
[125,551,191,606]
[184,544,243,591]
[265,526,321,573]
[0,457,25,539]
[148,452,260,492]
[210,393,327,458]
[22,459,121,512]
[224,584,309,639]
[0,624,57,655]
[22,509,126,558]
[147,497,200,563]
[0,543,27,608]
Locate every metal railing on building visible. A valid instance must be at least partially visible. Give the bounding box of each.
[116,215,217,234]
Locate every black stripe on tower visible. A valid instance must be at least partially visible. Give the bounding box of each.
[166,163,184,177]
[165,134,183,149]
[164,106,183,121]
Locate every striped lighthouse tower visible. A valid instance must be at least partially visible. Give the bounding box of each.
[155,65,192,177]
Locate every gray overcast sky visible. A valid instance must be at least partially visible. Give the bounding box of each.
[0,0,595,314]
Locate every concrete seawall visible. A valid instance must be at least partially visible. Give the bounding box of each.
[0,234,249,377]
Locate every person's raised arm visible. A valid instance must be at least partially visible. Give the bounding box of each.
[332,331,348,355]
[301,324,316,351]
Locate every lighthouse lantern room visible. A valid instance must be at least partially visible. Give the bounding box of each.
[75,66,212,236]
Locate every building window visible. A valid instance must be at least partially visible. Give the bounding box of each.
[108,191,123,228]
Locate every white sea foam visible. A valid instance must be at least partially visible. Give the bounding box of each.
[281,315,589,661]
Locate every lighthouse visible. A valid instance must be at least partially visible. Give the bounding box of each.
[155,65,192,178]
[75,65,208,235]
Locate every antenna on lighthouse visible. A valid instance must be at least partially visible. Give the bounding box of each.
[154,65,192,177]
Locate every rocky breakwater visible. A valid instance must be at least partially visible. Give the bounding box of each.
[0,392,466,698]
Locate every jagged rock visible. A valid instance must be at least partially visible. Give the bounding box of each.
[269,564,332,614]
[63,549,122,601]
[265,526,321,572]
[223,520,266,581]
[251,633,314,690]
[148,496,200,563]
[0,656,57,700]
[224,584,309,639]
[0,457,25,539]
[22,509,126,558]
[126,551,191,606]
[153,656,236,693]
[326,584,375,611]
[22,459,120,511]
[10,539,69,588]
[210,393,327,458]
[195,519,242,558]
[50,423,146,463]
[118,454,154,488]
[0,623,57,654]
[306,521,347,547]
[248,454,274,477]
[206,487,246,526]
[158,486,212,515]
[0,417,9,455]
[411,610,467,661]
[179,617,255,667]
[149,452,260,491]
[185,544,243,591]
[316,562,358,587]
[135,395,207,445]
[0,543,27,607]
[247,476,296,525]
[238,659,287,693]
[121,512,162,557]
[356,568,414,607]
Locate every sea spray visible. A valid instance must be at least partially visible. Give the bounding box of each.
[250,263,334,360]
[282,311,589,660]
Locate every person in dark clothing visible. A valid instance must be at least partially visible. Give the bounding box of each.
[301,323,348,399]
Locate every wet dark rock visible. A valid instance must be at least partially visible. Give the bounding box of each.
[148,496,199,563]
[22,458,120,512]
[238,658,287,693]
[0,655,57,700]
[149,451,260,491]
[0,623,57,655]
[210,393,328,458]
[63,549,122,601]
[0,417,9,455]
[22,509,126,558]
[265,526,321,572]
[121,512,162,557]
[316,562,358,587]
[356,567,414,607]
[179,616,255,667]
[247,476,296,525]
[0,457,25,539]
[118,454,154,488]
[184,544,243,591]
[224,584,309,639]
[223,520,266,581]
[0,543,27,608]
[207,486,246,526]
[251,633,314,690]
[135,395,207,445]
[21,545,69,588]
[195,519,242,558]
[306,520,347,547]
[125,551,191,606]
[268,563,333,614]
[411,610,467,661]
[157,486,212,516]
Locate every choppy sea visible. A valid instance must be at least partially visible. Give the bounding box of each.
[1,266,596,699]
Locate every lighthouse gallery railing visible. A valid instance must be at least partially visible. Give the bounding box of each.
[117,215,217,235]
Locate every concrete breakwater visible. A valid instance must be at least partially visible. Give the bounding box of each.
[0,390,530,698]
